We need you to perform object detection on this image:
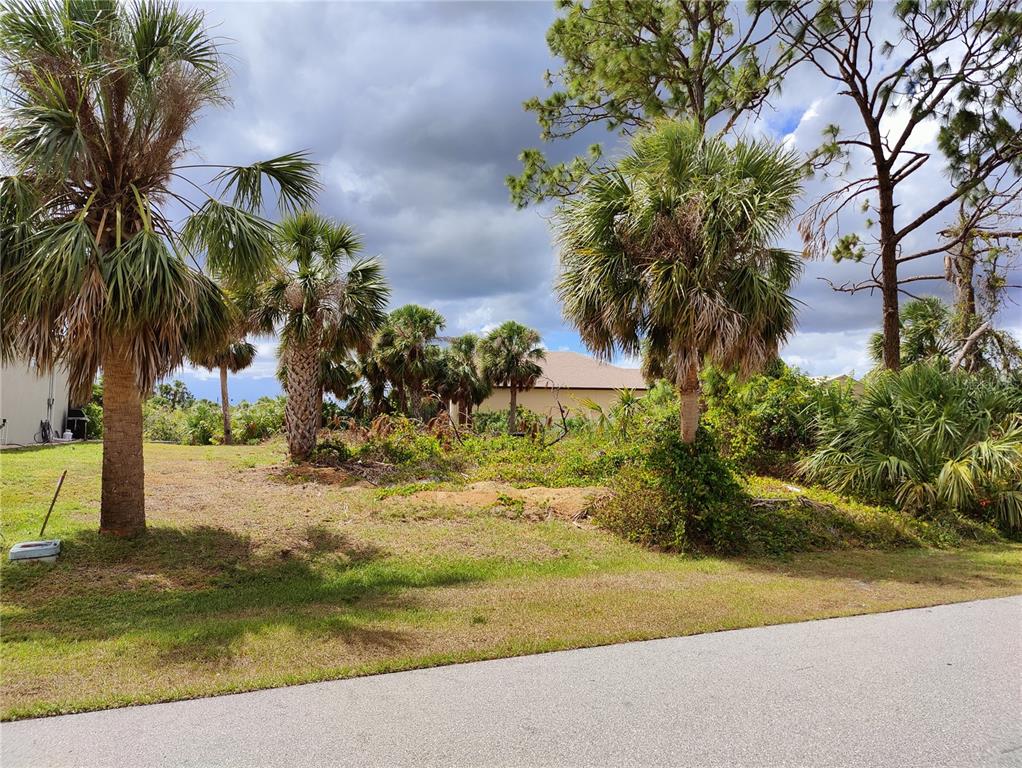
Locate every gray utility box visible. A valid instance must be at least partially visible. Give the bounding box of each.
[8,540,61,564]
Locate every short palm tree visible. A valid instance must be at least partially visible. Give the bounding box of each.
[555,120,804,443]
[436,334,491,424]
[479,321,545,433]
[375,305,446,419]
[254,212,389,461]
[0,0,318,534]
[192,340,256,445]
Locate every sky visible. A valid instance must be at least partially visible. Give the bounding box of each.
[170,1,1021,403]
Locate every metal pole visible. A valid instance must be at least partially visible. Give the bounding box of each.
[40,470,67,537]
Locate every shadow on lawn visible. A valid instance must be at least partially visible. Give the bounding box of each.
[1,523,480,666]
[740,544,1022,589]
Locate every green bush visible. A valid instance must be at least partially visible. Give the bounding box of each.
[183,400,222,445]
[355,416,453,479]
[82,402,103,439]
[472,407,544,436]
[142,400,187,442]
[591,396,745,551]
[702,361,823,474]
[232,397,286,443]
[801,362,1022,530]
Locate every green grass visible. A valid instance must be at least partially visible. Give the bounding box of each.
[2,441,1021,720]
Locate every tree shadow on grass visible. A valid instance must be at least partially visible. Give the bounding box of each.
[737,544,1022,589]
[1,523,482,667]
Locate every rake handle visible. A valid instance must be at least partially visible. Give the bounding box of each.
[40,470,67,538]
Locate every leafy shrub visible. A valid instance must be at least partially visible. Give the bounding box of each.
[472,407,544,436]
[82,401,103,439]
[702,361,823,474]
[353,417,445,466]
[142,400,187,442]
[801,362,1022,530]
[183,400,222,445]
[232,397,286,443]
[312,439,351,465]
[591,394,745,551]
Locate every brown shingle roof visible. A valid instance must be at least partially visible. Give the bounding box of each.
[527,350,648,391]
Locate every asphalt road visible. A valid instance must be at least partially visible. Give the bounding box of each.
[4,596,1021,768]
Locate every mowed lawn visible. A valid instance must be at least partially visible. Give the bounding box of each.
[2,442,1021,720]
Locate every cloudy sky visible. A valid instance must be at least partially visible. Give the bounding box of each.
[174,1,1020,402]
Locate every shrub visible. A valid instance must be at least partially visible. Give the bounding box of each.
[355,416,451,477]
[232,397,286,443]
[591,397,745,551]
[82,401,103,439]
[801,362,1022,530]
[702,361,822,474]
[183,400,222,445]
[472,407,544,436]
[142,399,187,442]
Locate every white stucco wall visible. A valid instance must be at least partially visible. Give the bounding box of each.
[0,361,71,446]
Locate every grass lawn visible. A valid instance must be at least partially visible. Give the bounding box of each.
[2,441,1021,720]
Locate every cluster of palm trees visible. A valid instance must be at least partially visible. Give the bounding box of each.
[0,1,390,533]
[1,1,808,537]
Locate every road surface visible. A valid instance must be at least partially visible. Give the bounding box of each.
[3,596,1021,767]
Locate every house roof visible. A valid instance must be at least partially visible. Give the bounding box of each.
[517,350,648,391]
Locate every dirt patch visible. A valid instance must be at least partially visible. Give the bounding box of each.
[399,481,608,521]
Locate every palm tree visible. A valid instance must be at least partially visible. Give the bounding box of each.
[479,321,545,433]
[375,305,445,419]
[437,334,491,424]
[192,340,256,444]
[0,0,318,535]
[254,212,389,461]
[555,120,803,443]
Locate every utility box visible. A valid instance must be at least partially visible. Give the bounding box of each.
[8,540,62,564]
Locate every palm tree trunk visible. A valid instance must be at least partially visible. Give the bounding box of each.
[284,341,320,461]
[677,360,700,444]
[100,338,146,536]
[508,385,518,433]
[219,365,232,445]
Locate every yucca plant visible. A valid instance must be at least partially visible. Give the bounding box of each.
[801,362,1022,529]
[0,0,319,534]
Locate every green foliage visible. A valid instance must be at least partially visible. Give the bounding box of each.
[232,397,286,444]
[142,400,188,444]
[701,361,823,474]
[153,380,195,409]
[82,402,103,439]
[801,362,1022,530]
[509,1,805,205]
[554,119,803,441]
[472,407,544,436]
[183,400,222,446]
[354,417,450,477]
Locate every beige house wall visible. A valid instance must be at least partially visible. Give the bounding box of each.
[478,386,643,420]
[0,361,71,446]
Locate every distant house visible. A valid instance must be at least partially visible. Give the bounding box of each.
[478,350,648,420]
[0,360,72,446]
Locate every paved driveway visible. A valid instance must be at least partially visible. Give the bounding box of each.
[3,596,1020,767]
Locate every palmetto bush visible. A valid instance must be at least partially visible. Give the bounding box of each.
[801,362,1022,530]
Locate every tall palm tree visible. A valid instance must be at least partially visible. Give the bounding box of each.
[0,0,318,535]
[254,212,388,461]
[375,305,445,419]
[192,340,256,444]
[555,120,803,443]
[479,321,545,433]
